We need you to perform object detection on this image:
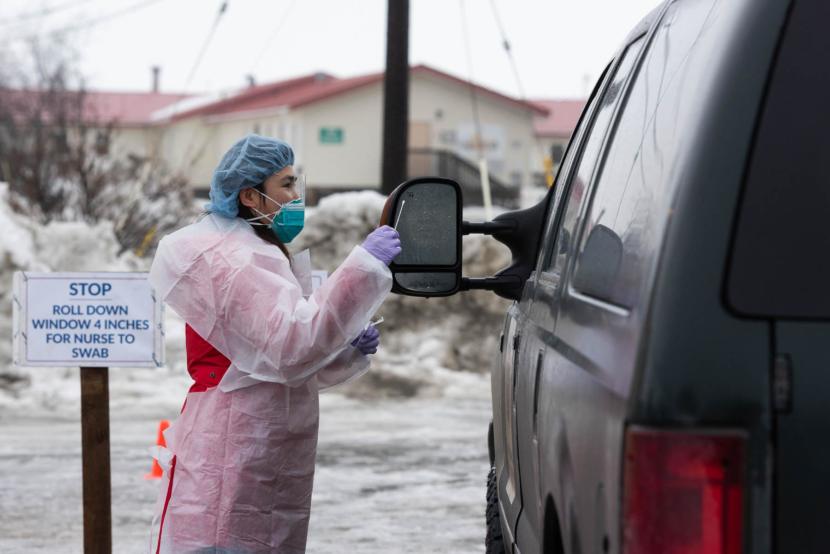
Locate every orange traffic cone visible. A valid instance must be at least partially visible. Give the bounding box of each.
[144,419,171,479]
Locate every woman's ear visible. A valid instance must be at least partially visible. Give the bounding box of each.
[239,188,259,210]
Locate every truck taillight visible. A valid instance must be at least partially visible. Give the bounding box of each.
[623,427,746,554]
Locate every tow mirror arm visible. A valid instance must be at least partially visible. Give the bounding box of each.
[461,221,516,235]
[459,220,522,295]
[458,199,549,301]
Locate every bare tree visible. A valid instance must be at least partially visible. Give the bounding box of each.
[0,36,194,256]
[0,37,87,216]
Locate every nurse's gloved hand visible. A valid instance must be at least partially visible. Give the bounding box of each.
[361,226,401,265]
[351,325,380,355]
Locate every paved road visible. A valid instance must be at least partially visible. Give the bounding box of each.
[0,392,491,553]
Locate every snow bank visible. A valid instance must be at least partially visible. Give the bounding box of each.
[0,182,189,418]
[1,187,513,415]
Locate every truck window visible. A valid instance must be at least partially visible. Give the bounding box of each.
[727,0,830,318]
[571,0,719,309]
[543,35,646,276]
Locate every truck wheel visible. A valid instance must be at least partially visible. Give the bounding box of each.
[486,466,506,554]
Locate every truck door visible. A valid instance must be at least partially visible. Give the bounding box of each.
[772,326,830,552]
[726,0,830,550]
[492,305,524,539]
[511,29,650,550]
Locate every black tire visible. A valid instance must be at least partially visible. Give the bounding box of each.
[486,466,506,554]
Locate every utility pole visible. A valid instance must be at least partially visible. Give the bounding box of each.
[381,0,409,195]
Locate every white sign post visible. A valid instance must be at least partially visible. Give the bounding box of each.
[12,272,164,554]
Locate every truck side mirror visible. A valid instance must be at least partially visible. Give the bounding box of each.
[379,177,463,296]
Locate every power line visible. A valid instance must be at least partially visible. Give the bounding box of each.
[182,1,230,92]
[249,0,298,78]
[46,0,167,35]
[488,0,551,185]
[0,0,98,26]
[459,0,494,219]
[458,0,484,156]
[172,0,230,178]
[488,0,527,100]
[7,0,168,39]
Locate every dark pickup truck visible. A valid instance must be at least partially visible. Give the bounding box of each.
[381,0,830,552]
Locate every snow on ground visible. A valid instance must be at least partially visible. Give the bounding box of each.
[0,389,492,553]
[0,185,511,552]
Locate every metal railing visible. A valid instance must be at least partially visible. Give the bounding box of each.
[407,148,520,209]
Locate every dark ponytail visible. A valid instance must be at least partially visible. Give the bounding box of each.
[236,185,291,261]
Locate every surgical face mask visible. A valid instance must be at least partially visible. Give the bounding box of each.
[246,189,305,244]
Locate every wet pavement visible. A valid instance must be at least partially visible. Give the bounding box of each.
[0,391,491,553]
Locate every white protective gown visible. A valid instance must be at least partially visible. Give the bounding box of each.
[147,213,392,553]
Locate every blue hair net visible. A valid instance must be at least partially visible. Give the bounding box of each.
[206,134,295,218]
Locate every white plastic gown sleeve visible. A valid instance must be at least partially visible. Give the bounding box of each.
[315,346,370,390]
[218,344,370,392]
[149,214,392,388]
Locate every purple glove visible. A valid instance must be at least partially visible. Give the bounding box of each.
[351,325,380,355]
[361,225,401,265]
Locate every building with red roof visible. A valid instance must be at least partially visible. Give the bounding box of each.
[84,91,190,127]
[78,65,550,200]
[531,99,587,174]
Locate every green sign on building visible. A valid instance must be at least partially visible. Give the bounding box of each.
[319,127,344,144]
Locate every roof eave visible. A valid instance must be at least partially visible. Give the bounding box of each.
[412,65,549,116]
[202,105,291,124]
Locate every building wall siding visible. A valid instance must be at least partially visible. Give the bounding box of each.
[409,74,538,188]
[108,73,542,195]
[299,84,384,189]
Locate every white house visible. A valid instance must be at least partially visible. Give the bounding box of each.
[88,65,547,205]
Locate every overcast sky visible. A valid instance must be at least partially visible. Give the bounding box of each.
[1,0,662,100]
